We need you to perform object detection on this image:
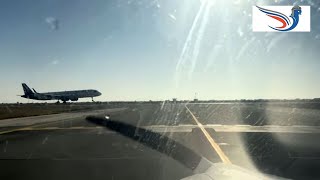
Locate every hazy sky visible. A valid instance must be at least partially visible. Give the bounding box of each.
[1,0,320,103]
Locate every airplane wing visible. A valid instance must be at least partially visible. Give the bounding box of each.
[43,93,78,101]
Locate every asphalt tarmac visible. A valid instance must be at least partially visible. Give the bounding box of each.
[1,103,320,180]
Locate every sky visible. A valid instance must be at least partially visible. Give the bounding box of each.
[1,0,320,103]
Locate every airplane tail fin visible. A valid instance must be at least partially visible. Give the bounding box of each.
[32,88,38,94]
[22,83,34,96]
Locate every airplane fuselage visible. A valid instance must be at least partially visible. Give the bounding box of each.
[21,83,101,102]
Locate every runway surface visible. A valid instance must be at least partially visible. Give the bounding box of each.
[1,102,320,180]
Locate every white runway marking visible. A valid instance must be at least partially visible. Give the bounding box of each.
[2,125,320,134]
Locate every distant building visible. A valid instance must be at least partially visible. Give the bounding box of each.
[193,93,198,103]
[172,98,177,103]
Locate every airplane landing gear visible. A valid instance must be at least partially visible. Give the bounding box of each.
[56,100,60,104]
[91,97,95,102]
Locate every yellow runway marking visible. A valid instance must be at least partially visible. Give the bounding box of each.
[185,105,232,164]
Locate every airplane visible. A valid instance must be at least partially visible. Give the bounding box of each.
[20,83,101,103]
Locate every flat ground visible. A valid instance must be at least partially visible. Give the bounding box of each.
[1,102,320,180]
[0,103,125,120]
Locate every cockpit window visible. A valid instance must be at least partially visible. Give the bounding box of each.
[1,0,320,180]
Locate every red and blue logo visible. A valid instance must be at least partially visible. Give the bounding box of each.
[252,5,310,32]
[256,5,301,31]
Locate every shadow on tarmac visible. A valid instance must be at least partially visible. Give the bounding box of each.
[86,116,204,170]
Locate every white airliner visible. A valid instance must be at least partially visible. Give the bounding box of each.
[20,83,101,103]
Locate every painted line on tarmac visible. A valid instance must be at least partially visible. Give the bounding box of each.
[185,105,232,164]
[21,126,106,131]
[0,118,78,135]
[0,126,117,132]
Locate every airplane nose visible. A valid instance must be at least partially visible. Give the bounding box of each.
[98,91,102,96]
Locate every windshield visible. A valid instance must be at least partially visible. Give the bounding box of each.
[1,0,320,180]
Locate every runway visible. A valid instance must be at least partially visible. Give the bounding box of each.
[1,102,320,179]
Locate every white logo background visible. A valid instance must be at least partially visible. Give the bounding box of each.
[252,6,310,32]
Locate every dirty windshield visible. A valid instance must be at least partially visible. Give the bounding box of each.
[1,0,320,180]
